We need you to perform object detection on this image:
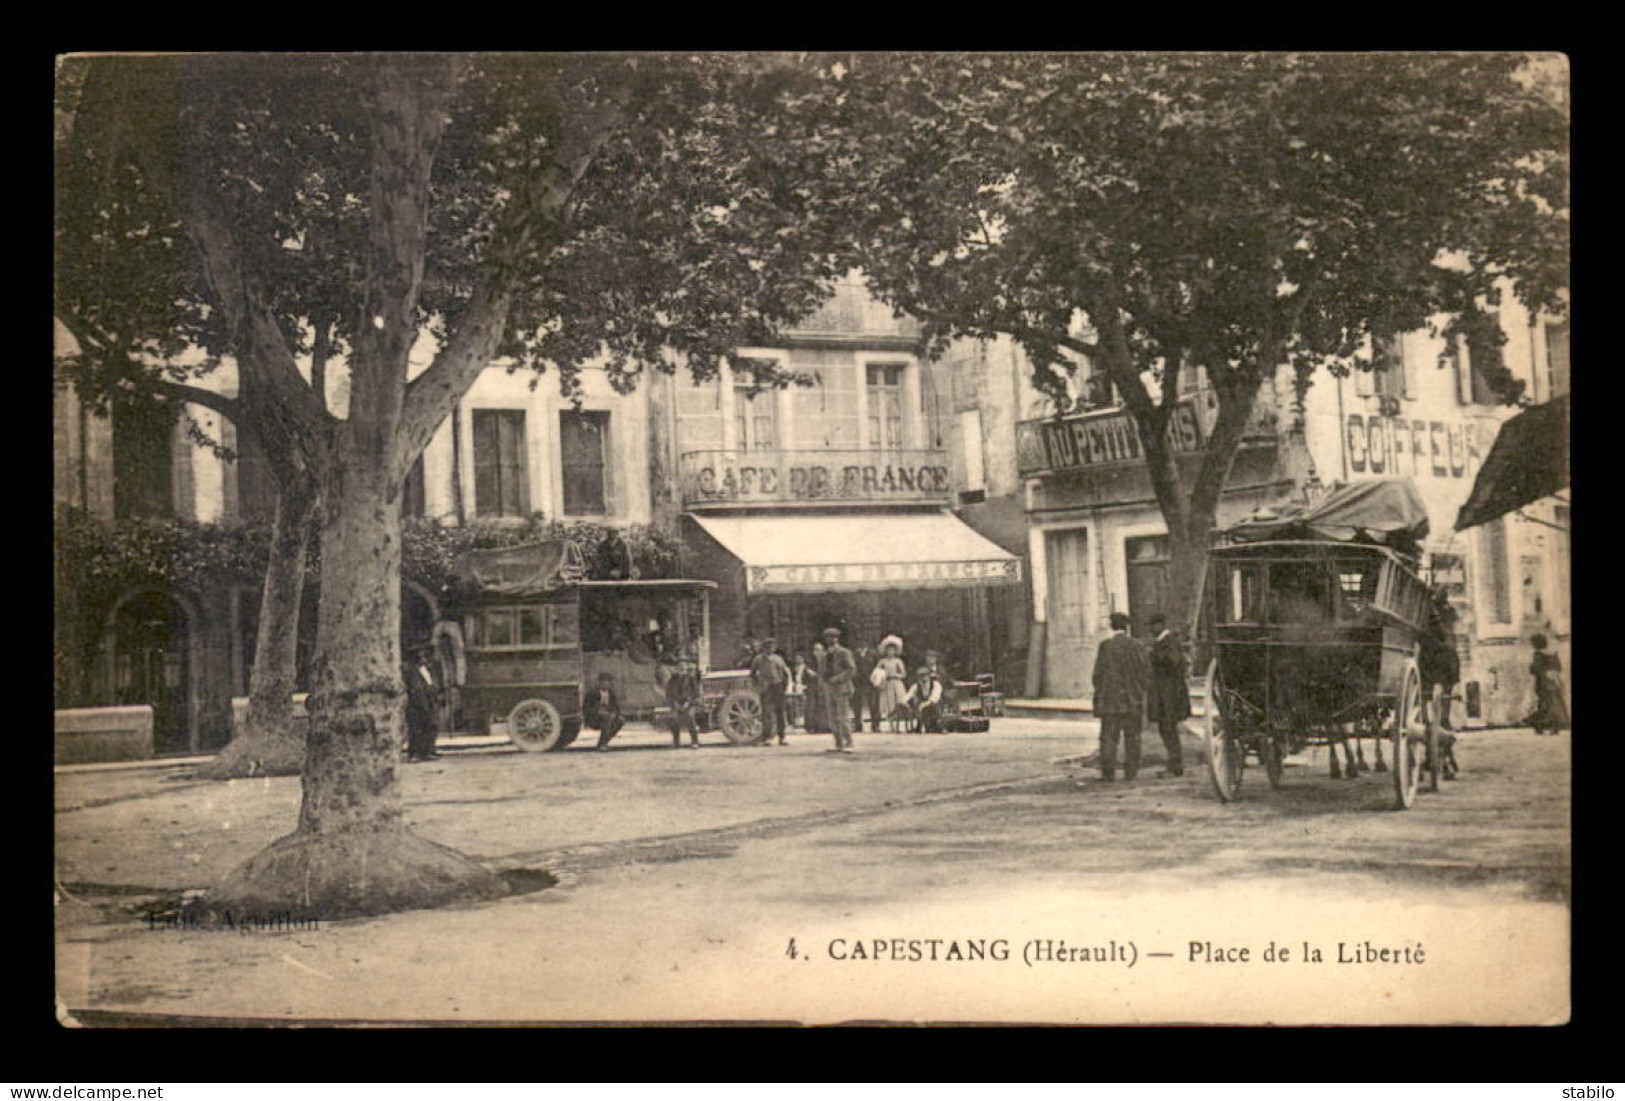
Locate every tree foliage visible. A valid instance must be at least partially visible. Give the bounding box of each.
[809,51,1569,629]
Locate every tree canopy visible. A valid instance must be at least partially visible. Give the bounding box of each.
[810,51,1569,630]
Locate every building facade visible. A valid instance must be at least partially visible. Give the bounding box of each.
[650,276,1027,681]
[54,280,1034,750]
[1003,295,1570,726]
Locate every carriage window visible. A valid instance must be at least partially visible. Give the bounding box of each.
[480,609,515,648]
[1221,564,1268,623]
[1334,561,1381,621]
[518,607,549,646]
[1268,562,1333,623]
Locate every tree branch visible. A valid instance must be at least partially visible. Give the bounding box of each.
[396,72,638,480]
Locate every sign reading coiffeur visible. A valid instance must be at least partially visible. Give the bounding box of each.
[1344,415,1496,480]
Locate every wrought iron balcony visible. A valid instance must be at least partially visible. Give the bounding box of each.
[680,448,953,509]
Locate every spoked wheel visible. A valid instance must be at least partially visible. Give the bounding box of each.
[1204,659,1245,802]
[717,689,766,745]
[1391,663,1428,808]
[508,698,568,753]
[1261,732,1286,789]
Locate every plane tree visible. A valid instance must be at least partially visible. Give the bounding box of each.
[55,52,861,917]
[823,51,1569,636]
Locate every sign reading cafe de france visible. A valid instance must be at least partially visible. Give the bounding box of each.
[681,449,953,506]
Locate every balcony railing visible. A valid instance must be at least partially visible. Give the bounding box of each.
[680,448,952,509]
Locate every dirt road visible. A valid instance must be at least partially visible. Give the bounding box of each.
[54,721,1569,1025]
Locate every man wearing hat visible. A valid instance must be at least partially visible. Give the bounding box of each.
[820,627,858,752]
[1090,611,1148,781]
[751,636,791,745]
[1145,614,1190,777]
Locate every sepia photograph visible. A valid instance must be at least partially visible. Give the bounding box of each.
[52,50,1571,1027]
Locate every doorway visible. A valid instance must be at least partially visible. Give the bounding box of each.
[109,590,194,755]
[1043,527,1089,698]
[1125,535,1171,638]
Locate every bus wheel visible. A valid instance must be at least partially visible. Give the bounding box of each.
[509,699,568,753]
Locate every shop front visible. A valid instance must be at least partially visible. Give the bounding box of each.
[679,510,1022,678]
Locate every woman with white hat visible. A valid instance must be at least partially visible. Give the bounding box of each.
[873,635,909,731]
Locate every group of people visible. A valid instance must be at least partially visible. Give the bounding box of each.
[1089,612,1191,782]
[746,633,956,740]
[747,628,860,751]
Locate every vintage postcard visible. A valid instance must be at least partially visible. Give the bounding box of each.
[54,50,1569,1026]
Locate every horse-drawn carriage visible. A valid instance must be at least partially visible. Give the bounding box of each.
[1199,479,1444,808]
[455,541,764,750]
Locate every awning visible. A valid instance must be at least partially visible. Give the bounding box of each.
[690,512,1022,594]
[1455,395,1570,531]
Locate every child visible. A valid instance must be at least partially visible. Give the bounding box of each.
[665,658,703,748]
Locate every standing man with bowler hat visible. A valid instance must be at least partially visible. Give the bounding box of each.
[821,627,858,753]
[1145,614,1190,777]
[1091,611,1148,781]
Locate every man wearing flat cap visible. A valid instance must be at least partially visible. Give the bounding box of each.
[819,627,858,753]
[1091,611,1148,781]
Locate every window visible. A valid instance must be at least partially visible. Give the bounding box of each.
[473,606,551,650]
[1545,322,1570,397]
[1218,563,1267,624]
[472,409,529,518]
[403,454,426,519]
[733,383,777,451]
[1372,333,1409,400]
[560,410,610,516]
[1479,517,1512,625]
[959,410,986,493]
[1465,322,1505,406]
[112,400,176,521]
[866,364,906,450]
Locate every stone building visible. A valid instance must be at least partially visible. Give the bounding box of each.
[999,295,1570,726]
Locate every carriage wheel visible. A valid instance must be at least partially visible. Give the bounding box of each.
[717,689,766,745]
[1425,685,1443,793]
[1391,664,1427,809]
[1203,659,1245,802]
[1261,733,1285,789]
[508,698,568,753]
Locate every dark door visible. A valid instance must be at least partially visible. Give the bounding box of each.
[112,592,191,754]
[1125,535,1171,638]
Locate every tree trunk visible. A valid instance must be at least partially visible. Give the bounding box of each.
[198,480,317,780]
[202,464,505,920]
[1138,377,1263,643]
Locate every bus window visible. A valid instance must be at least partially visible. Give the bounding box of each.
[518,607,548,646]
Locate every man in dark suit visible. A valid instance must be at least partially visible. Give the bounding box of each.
[403,643,442,763]
[821,627,858,753]
[1145,614,1191,778]
[586,672,625,751]
[853,643,881,733]
[1091,611,1148,781]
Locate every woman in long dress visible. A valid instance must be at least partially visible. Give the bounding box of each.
[806,640,830,734]
[1527,633,1570,735]
[874,637,909,730]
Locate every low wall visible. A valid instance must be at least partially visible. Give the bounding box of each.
[54,706,154,764]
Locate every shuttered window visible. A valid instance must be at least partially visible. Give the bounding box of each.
[560,410,610,516]
[473,409,529,518]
